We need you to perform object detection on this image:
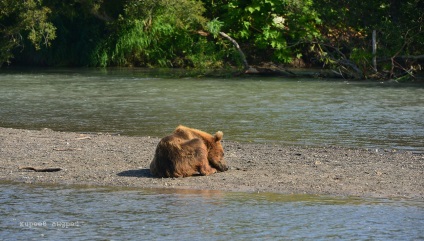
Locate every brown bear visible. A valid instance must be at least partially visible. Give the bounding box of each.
[150,125,228,178]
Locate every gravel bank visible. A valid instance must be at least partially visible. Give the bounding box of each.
[1,127,423,199]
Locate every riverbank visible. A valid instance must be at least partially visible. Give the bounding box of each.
[1,127,423,199]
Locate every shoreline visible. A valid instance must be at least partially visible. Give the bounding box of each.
[1,127,423,199]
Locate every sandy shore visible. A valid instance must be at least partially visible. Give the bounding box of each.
[1,127,423,199]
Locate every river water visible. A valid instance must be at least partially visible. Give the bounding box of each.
[1,68,423,240]
[1,182,423,240]
[0,68,423,151]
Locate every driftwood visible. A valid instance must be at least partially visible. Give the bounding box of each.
[337,58,364,79]
[19,166,62,172]
[53,148,81,151]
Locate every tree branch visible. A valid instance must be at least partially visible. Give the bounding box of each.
[218,32,250,71]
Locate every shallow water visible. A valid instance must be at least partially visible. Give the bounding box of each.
[0,68,423,151]
[1,182,423,240]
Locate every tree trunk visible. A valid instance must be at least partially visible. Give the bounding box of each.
[372,30,377,72]
[218,32,252,72]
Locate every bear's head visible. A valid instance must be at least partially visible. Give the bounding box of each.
[207,131,228,172]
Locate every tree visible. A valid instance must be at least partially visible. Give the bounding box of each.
[107,0,209,67]
[0,0,56,66]
[203,0,321,64]
[1,0,421,80]
[313,0,424,79]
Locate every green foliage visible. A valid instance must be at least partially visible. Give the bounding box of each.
[22,0,56,50]
[0,0,56,65]
[105,0,210,67]
[203,0,321,64]
[350,47,373,75]
[206,18,224,38]
[313,0,424,78]
[185,38,228,69]
[376,1,424,58]
[1,0,422,79]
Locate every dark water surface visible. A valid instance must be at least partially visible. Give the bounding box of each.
[1,182,423,240]
[1,68,423,151]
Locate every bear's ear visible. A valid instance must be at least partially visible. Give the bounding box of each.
[214,131,223,142]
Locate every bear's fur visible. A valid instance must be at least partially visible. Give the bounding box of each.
[150,125,228,178]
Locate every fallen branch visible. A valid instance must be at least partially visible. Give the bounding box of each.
[53,148,81,151]
[19,166,62,172]
[218,32,251,72]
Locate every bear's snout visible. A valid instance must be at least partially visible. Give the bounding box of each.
[216,162,229,172]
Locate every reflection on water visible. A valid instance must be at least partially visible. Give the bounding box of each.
[0,68,423,151]
[1,182,423,240]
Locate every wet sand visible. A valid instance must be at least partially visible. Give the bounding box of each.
[1,127,423,199]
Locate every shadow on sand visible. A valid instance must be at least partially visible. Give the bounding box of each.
[117,169,153,178]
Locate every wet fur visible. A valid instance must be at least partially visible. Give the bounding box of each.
[150,125,228,178]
